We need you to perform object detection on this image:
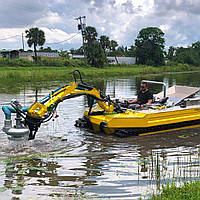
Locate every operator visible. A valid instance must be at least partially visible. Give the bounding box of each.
[128,82,153,108]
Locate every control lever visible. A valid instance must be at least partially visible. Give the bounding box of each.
[11,99,22,110]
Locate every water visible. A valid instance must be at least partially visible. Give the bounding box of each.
[0,72,200,200]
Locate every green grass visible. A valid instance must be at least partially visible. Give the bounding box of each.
[0,58,199,85]
[147,181,200,200]
[0,62,199,81]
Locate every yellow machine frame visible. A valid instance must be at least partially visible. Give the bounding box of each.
[28,82,114,118]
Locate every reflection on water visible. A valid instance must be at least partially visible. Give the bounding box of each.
[0,72,200,199]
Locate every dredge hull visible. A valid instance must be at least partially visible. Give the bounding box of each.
[82,106,200,136]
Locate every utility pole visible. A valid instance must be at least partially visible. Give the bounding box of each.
[22,33,25,51]
[75,16,86,47]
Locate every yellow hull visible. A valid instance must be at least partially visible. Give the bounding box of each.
[83,106,200,136]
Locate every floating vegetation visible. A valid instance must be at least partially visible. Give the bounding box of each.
[10,186,24,191]
[0,187,7,192]
[28,166,45,171]
[178,135,189,139]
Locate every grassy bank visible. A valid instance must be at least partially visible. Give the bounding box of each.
[0,58,200,83]
[147,181,200,200]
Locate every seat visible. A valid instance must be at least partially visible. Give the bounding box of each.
[159,97,169,104]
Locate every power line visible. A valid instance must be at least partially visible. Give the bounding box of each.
[0,32,80,49]
[45,33,80,45]
[0,35,21,41]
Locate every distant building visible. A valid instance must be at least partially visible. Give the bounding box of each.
[0,50,136,65]
[19,52,59,58]
[71,54,85,59]
[0,50,61,62]
[0,50,59,60]
[107,57,136,64]
[70,54,136,65]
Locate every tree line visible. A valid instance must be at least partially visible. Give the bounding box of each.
[70,26,137,67]
[166,42,200,66]
[79,26,166,67]
[24,26,200,68]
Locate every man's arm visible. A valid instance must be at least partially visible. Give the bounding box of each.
[140,99,152,109]
[128,98,138,104]
[147,99,152,105]
[147,92,153,105]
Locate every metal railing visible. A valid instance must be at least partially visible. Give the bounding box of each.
[142,80,167,98]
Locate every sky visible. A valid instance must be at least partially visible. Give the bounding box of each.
[0,0,199,51]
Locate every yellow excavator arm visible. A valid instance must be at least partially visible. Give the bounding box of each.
[28,81,114,118]
[2,70,122,140]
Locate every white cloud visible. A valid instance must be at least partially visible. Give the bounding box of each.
[0,27,82,50]
[35,12,63,26]
[41,27,82,44]
[0,0,200,49]
[159,25,170,33]
[54,0,65,3]
[0,28,25,49]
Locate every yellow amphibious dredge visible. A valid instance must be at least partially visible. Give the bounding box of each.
[2,70,200,140]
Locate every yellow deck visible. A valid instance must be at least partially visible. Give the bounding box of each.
[85,105,200,134]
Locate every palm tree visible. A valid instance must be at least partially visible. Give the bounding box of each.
[85,26,98,44]
[25,27,45,61]
[109,40,118,64]
[99,35,110,53]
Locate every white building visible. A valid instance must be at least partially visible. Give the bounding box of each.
[71,54,136,65]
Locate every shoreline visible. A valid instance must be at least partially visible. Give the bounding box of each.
[0,64,200,83]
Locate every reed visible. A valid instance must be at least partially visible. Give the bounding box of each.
[148,181,200,200]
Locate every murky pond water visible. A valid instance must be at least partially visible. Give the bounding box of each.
[0,72,200,200]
